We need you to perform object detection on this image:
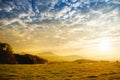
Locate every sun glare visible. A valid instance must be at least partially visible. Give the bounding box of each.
[99,39,112,52]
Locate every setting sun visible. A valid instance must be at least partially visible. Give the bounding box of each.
[99,39,112,52]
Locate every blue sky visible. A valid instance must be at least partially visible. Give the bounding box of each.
[0,0,120,60]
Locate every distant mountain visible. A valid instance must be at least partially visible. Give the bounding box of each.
[62,55,83,61]
[40,52,57,56]
[38,52,63,61]
[74,59,97,63]
[37,52,82,61]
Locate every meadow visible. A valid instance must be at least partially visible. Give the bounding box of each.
[0,61,120,80]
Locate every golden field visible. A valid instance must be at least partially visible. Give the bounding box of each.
[0,60,120,80]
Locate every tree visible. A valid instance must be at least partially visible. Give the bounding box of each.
[0,42,17,64]
[0,42,48,64]
[0,42,13,54]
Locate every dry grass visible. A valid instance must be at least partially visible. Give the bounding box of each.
[0,61,120,80]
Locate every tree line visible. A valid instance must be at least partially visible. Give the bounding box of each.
[0,42,48,64]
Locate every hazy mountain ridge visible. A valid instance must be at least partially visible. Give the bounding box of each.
[38,52,82,61]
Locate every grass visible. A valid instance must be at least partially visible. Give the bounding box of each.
[0,61,120,80]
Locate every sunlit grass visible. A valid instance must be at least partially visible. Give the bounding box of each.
[0,61,120,80]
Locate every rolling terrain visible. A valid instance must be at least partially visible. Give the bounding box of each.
[0,60,120,80]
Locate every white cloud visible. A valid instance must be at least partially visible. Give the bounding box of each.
[1,19,27,28]
[4,7,12,12]
[71,0,77,3]
[112,0,120,4]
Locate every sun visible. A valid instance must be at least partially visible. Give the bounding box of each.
[99,39,112,52]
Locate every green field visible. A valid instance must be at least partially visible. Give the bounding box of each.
[0,61,120,80]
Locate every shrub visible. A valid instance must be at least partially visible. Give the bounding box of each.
[14,54,48,64]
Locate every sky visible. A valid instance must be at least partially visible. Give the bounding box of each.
[0,0,120,60]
